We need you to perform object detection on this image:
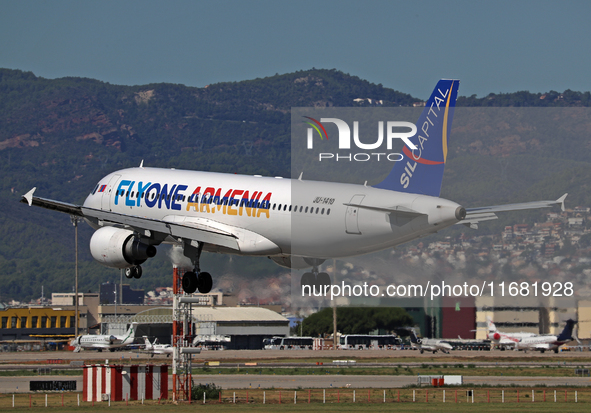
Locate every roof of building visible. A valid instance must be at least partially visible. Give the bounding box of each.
[133,306,287,323]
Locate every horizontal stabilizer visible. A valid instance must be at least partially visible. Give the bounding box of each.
[466,194,567,214]
[460,194,567,229]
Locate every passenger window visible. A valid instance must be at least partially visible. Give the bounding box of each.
[321,208,325,214]
[327,209,331,215]
[300,206,303,213]
[305,207,308,213]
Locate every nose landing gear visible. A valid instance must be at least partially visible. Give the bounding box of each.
[300,259,331,293]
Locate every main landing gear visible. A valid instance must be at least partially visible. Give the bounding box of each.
[181,241,213,295]
[125,265,143,279]
[300,259,331,292]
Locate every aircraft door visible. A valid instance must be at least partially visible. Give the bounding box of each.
[345,194,365,234]
[101,174,121,211]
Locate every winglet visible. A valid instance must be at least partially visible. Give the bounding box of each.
[298,172,303,181]
[23,187,36,206]
[557,193,568,212]
[139,160,144,168]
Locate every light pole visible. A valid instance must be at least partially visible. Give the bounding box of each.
[70,216,79,338]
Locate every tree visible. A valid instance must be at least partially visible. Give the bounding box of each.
[301,307,413,337]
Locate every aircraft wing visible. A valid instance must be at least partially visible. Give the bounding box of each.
[22,188,83,217]
[458,194,567,229]
[21,188,239,250]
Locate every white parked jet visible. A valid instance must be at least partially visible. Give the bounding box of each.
[487,317,536,350]
[72,322,138,352]
[515,319,575,353]
[409,329,453,354]
[21,80,567,294]
[142,336,173,357]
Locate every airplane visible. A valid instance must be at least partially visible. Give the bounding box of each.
[21,79,568,294]
[409,329,453,354]
[72,322,138,352]
[141,336,173,357]
[486,317,537,350]
[515,319,576,353]
[193,334,231,348]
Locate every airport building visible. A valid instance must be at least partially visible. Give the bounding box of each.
[101,306,289,349]
[475,296,580,339]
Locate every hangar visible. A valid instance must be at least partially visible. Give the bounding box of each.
[103,306,290,350]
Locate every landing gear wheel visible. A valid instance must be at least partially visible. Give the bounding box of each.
[125,266,142,279]
[316,272,331,291]
[197,272,213,294]
[301,272,315,290]
[182,271,198,294]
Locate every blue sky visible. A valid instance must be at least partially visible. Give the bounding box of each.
[1,0,590,99]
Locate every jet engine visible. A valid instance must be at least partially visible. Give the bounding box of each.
[90,226,156,269]
[493,332,501,341]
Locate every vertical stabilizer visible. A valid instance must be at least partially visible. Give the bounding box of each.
[374,79,459,196]
[557,319,575,342]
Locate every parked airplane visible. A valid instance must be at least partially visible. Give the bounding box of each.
[21,79,567,294]
[487,317,537,350]
[72,322,138,352]
[142,336,173,357]
[515,319,576,353]
[409,329,453,354]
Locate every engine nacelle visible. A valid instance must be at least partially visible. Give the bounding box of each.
[90,226,156,269]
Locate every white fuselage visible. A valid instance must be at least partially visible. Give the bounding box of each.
[83,167,463,262]
[75,334,133,350]
[516,335,565,351]
[413,338,453,353]
[146,344,173,355]
[488,331,536,348]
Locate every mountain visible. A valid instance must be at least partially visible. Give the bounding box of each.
[1,68,590,301]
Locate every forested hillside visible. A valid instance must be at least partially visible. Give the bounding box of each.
[1,68,590,301]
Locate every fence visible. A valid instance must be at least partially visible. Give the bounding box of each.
[1,387,587,408]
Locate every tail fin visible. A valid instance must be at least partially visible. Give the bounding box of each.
[122,322,138,342]
[143,336,151,348]
[374,79,459,196]
[557,319,575,342]
[409,329,419,344]
[487,316,497,333]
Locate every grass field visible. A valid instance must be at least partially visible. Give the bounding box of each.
[0,388,589,412]
[190,364,589,377]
